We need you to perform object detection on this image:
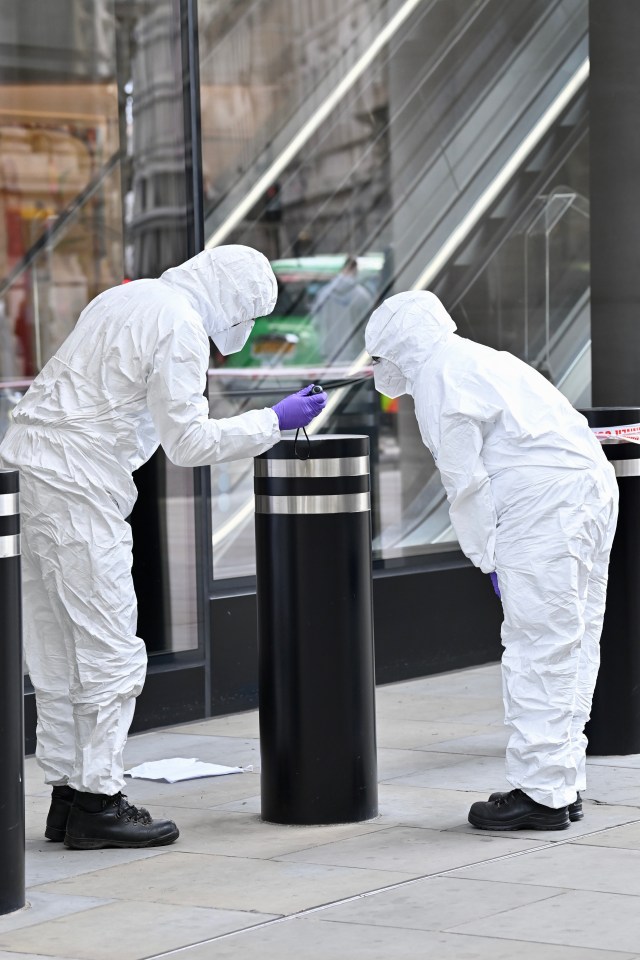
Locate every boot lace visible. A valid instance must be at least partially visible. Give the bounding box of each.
[111,793,152,824]
[493,788,521,807]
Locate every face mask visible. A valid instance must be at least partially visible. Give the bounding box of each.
[211,319,255,356]
[372,356,407,399]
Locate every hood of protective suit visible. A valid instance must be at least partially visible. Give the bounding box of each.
[160,244,277,354]
[365,291,457,395]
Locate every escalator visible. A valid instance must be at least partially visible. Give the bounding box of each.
[204,0,592,574]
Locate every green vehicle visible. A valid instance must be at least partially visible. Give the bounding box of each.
[224,253,384,368]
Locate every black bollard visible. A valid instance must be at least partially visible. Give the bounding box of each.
[255,435,378,824]
[582,408,640,755]
[0,469,25,915]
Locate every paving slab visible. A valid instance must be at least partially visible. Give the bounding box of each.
[0,900,277,960]
[156,916,636,960]
[144,806,387,858]
[23,839,166,887]
[375,717,495,750]
[31,852,413,915]
[449,888,640,954]
[276,824,545,874]
[572,818,640,849]
[375,691,503,725]
[385,752,512,792]
[0,894,111,935]
[448,840,640,896]
[310,875,564,930]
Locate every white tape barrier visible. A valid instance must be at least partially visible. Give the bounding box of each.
[591,422,640,445]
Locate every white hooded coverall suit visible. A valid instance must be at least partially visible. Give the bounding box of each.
[366,292,618,808]
[0,245,281,795]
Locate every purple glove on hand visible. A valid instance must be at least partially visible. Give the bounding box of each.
[489,571,501,599]
[272,385,327,431]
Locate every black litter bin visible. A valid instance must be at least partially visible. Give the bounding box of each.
[582,407,640,755]
[0,469,25,915]
[255,434,378,825]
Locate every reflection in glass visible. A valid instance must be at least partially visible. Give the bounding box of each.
[0,0,199,654]
[198,0,592,579]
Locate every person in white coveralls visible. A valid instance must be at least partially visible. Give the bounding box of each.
[0,244,326,849]
[365,290,618,831]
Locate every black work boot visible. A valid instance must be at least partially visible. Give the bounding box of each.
[468,788,570,831]
[64,791,179,850]
[488,789,583,822]
[45,785,76,842]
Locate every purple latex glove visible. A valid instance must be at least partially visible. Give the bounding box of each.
[489,571,501,599]
[272,384,327,431]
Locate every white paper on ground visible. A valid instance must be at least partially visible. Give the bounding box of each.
[124,758,247,783]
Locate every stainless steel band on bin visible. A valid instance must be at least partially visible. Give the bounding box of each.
[610,459,640,478]
[0,484,20,559]
[254,442,370,515]
[255,491,370,515]
[254,455,370,479]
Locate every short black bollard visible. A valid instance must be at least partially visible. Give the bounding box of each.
[582,408,640,755]
[255,435,378,825]
[0,469,25,915]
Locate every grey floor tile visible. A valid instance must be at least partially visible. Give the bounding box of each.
[217,783,483,825]
[426,728,511,757]
[378,664,503,701]
[0,893,111,935]
[162,916,635,960]
[581,764,640,804]
[313,875,564,930]
[450,888,640,954]
[376,717,493,751]
[449,840,640,895]
[0,953,85,960]
[573,818,640,849]
[23,760,49,798]
[276,824,544,875]
[386,752,511,793]
[0,900,277,960]
[375,691,502,725]
[375,782,488,829]
[213,792,262,816]
[160,711,260,739]
[586,754,640,769]
[145,806,387,858]
[377,747,479,782]
[32,852,412,915]
[24,840,166,887]
[122,733,261,770]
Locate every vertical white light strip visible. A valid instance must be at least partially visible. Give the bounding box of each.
[205,0,426,251]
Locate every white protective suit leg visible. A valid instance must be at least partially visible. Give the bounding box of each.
[570,490,618,790]
[497,470,617,809]
[21,542,75,785]
[19,470,147,795]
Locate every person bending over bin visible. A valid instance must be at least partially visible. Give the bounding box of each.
[0,245,327,850]
[365,291,618,831]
